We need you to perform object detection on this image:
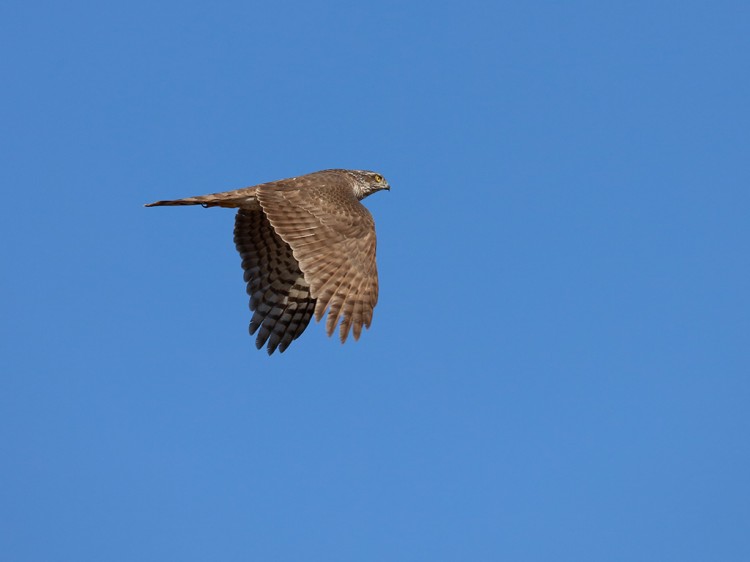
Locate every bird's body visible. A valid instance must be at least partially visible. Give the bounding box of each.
[146,169,389,354]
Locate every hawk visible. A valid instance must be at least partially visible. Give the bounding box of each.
[146,169,390,354]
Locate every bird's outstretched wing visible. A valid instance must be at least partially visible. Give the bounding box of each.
[233,209,316,354]
[257,174,378,343]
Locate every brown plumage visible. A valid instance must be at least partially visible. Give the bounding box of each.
[145,169,389,354]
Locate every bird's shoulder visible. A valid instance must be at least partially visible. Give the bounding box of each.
[259,170,367,219]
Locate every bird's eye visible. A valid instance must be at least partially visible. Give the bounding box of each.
[374,174,383,183]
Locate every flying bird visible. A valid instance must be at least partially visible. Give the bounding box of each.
[146,169,390,354]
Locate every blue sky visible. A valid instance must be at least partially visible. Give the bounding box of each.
[1,1,748,560]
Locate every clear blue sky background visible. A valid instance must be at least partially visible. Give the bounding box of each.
[1,1,748,560]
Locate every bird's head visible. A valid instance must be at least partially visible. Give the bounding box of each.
[348,170,391,200]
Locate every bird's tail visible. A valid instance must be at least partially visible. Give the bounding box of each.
[145,195,221,208]
[144,187,258,209]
